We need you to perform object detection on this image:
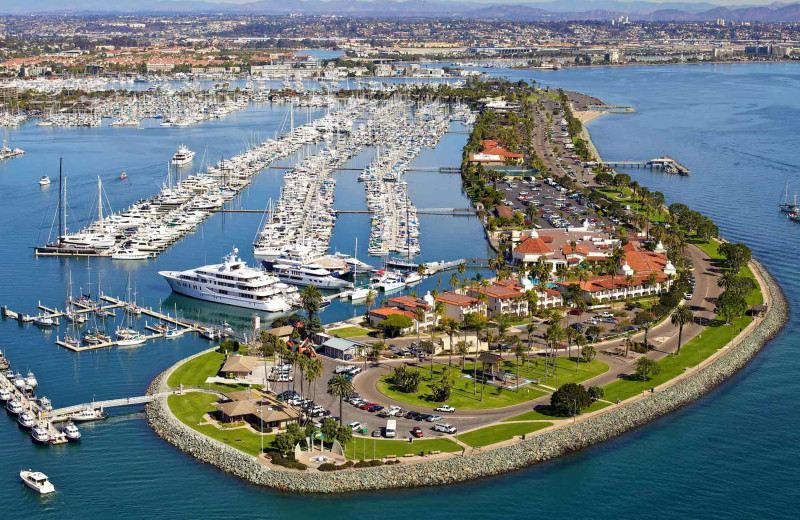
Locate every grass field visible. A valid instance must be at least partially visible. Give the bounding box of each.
[343,437,462,460]
[330,326,372,339]
[376,363,548,410]
[459,422,552,448]
[167,350,249,394]
[168,393,275,457]
[502,400,611,422]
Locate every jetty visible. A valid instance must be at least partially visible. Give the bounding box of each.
[604,156,690,175]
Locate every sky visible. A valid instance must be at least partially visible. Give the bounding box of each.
[170,0,787,5]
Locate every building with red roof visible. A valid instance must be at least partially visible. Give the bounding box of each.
[469,139,523,166]
[435,291,487,322]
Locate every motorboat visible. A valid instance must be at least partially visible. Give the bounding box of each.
[37,397,53,413]
[160,248,299,312]
[119,171,127,180]
[6,399,23,415]
[68,405,108,422]
[0,387,11,401]
[33,315,55,327]
[62,421,81,441]
[269,263,353,290]
[171,144,196,166]
[13,372,25,390]
[111,248,150,260]
[18,411,35,429]
[25,371,37,389]
[31,423,51,444]
[164,327,186,339]
[20,470,55,494]
[39,176,51,186]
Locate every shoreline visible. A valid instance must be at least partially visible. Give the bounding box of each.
[145,258,787,494]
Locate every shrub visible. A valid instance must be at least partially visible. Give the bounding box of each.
[317,463,338,472]
[355,459,384,468]
[588,385,604,401]
[268,452,307,470]
[550,383,593,417]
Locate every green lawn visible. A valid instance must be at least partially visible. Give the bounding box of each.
[459,422,552,448]
[168,393,275,457]
[501,356,610,388]
[343,437,462,460]
[502,400,611,422]
[167,350,249,394]
[330,326,372,339]
[376,363,548,410]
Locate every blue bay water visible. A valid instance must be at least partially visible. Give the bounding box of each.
[0,63,798,519]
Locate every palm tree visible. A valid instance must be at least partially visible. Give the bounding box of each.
[364,289,376,316]
[327,373,354,424]
[565,326,579,366]
[512,341,526,392]
[306,358,323,406]
[473,321,486,395]
[443,318,459,367]
[429,302,445,378]
[671,305,694,355]
[457,340,470,369]
[449,273,459,292]
[414,307,426,345]
[574,334,587,372]
[300,285,323,323]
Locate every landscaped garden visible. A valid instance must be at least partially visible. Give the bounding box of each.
[376,357,608,410]
[459,422,552,448]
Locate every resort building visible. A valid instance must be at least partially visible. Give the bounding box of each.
[511,227,618,271]
[434,291,487,322]
[468,139,523,166]
[468,282,528,316]
[367,307,416,332]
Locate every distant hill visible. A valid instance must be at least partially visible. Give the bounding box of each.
[1,0,800,22]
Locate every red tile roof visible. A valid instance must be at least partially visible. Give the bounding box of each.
[435,292,482,307]
[560,272,667,293]
[388,295,430,310]
[623,243,668,273]
[516,237,552,255]
[479,140,523,159]
[370,307,416,319]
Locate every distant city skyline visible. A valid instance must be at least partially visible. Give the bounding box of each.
[160,0,792,5]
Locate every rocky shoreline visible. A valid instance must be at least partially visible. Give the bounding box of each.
[145,259,787,494]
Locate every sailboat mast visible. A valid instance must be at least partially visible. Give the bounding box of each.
[58,158,63,245]
[97,176,104,232]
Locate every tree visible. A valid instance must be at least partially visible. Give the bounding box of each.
[364,289,376,316]
[456,340,470,369]
[320,417,338,444]
[718,242,751,273]
[335,425,353,446]
[430,374,453,402]
[717,290,747,324]
[588,385,604,401]
[379,314,413,337]
[300,285,323,326]
[512,341,527,392]
[306,358,323,405]
[550,383,593,417]
[581,344,597,362]
[635,357,661,381]
[327,373,354,424]
[670,305,694,355]
[634,311,656,350]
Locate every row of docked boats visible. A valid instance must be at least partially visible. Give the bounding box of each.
[35,100,360,259]
[0,138,24,161]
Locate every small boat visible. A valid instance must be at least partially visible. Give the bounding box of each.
[116,335,146,347]
[37,397,53,413]
[62,421,81,441]
[39,176,51,187]
[111,248,149,260]
[64,311,86,324]
[20,470,55,494]
[68,405,108,422]
[119,171,127,180]
[18,411,35,429]
[13,372,25,389]
[199,327,221,340]
[31,423,51,444]
[6,399,23,415]
[33,315,55,327]
[164,326,185,339]
[0,387,11,401]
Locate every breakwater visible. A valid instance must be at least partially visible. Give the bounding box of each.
[145,259,787,493]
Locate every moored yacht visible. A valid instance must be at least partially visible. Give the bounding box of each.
[18,410,35,429]
[171,144,196,166]
[31,423,51,444]
[62,421,81,441]
[159,248,299,312]
[6,399,22,415]
[269,263,353,290]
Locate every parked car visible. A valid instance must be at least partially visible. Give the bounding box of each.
[372,429,382,438]
[347,422,363,431]
[433,423,457,434]
[411,426,424,438]
[426,414,442,422]
[434,405,456,413]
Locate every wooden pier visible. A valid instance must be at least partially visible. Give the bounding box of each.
[604,155,690,175]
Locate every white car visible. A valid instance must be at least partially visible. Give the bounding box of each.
[434,405,456,413]
[347,421,363,431]
[426,414,442,422]
[434,423,457,434]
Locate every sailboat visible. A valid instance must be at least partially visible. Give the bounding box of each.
[779,181,797,212]
[164,304,186,339]
[350,238,371,301]
[64,272,86,324]
[124,275,142,316]
[115,284,145,347]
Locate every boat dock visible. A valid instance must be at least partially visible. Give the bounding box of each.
[0,365,68,444]
[604,156,690,175]
[3,293,209,353]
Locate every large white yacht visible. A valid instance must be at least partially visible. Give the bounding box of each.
[159,248,299,312]
[270,263,353,289]
[171,144,196,166]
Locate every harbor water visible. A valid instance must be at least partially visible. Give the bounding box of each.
[0,63,798,518]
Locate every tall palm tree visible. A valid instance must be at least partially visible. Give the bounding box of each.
[449,273,459,292]
[414,307,426,345]
[429,302,444,378]
[306,358,323,406]
[364,289,376,316]
[575,334,587,372]
[671,305,694,355]
[512,341,526,393]
[327,373,354,424]
[300,285,323,323]
[565,326,579,365]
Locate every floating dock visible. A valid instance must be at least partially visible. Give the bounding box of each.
[604,156,690,175]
